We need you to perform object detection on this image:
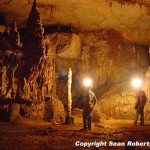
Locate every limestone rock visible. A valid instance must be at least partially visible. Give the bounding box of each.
[44,97,65,123]
[22,0,46,83]
[55,30,149,110]
[72,107,101,123]
[0,25,6,33]
[0,1,150,122]
[9,104,21,121]
[92,103,101,122]
[72,108,82,118]
[1,0,150,43]
[57,33,81,59]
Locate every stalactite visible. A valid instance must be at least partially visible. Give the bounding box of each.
[4,26,10,37]
[0,0,12,5]
[138,2,143,9]
[49,5,56,19]
[1,67,7,96]
[23,0,46,83]
[10,21,22,48]
[110,0,145,8]
[109,2,112,9]
[0,0,60,121]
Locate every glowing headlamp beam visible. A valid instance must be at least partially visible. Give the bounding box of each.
[83,78,92,87]
[132,78,142,88]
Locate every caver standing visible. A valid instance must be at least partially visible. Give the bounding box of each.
[134,88,147,126]
[82,87,97,131]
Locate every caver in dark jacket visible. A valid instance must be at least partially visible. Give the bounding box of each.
[134,89,147,126]
[82,88,97,131]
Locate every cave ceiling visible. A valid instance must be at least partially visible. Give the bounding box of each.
[1,0,150,43]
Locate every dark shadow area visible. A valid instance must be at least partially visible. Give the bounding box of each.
[0,15,7,26]
[44,24,73,34]
[0,98,32,105]
[0,99,32,121]
[19,24,79,43]
[0,107,9,121]
[20,105,26,117]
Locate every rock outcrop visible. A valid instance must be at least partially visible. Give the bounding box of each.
[0,0,65,122]
[2,0,150,43]
[52,30,149,110]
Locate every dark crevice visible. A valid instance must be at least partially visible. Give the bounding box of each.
[19,24,79,41]
[0,15,7,26]
[44,25,73,34]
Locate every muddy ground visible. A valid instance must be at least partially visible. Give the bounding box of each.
[0,118,150,150]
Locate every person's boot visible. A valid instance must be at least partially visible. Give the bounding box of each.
[81,117,88,131]
[80,128,88,131]
[140,121,144,126]
[133,122,137,126]
[140,117,144,126]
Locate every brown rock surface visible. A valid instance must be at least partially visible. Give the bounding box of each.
[1,0,150,43]
[0,0,150,122]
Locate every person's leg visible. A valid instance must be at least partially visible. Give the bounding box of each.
[134,109,139,125]
[87,108,93,130]
[83,110,88,130]
[87,115,92,130]
[140,108,144,125]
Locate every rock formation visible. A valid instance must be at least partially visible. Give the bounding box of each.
[0,0,65,122]
[0,0,150,122]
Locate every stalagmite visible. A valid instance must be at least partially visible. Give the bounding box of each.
[65,68,74,124]
[68,68,72,117]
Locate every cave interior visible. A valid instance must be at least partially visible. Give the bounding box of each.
[0,0,150,149]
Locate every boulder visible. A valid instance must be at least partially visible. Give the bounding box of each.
[44,97,66,123]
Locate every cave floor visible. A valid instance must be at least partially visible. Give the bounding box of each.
[0,119,150,150]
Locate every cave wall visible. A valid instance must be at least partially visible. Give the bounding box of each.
[0,0,149,122]
[0,27,149,121]
[0,1,65,122]
[50,30,149,107]
[97,70,150,121]
[0,25,149,121]
[47,29,149,120]
[0,29,65,122]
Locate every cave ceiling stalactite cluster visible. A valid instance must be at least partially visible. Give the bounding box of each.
[1,0,150,43]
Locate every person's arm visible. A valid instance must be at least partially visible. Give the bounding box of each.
[82,93,87,107]
[139,94,147,108]
[134,91,139,109]
[135,98,139,109]
[93,95,97,106]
